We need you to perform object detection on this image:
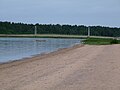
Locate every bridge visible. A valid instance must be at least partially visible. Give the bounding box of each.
[0,34,118,39]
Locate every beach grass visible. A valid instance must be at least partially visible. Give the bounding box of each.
[84,38,120,45]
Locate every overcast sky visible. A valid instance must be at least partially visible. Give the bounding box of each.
[0,0,120,27]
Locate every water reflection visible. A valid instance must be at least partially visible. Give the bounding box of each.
[0,38,82,62]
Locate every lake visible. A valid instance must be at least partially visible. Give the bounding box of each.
[0,38,83,63]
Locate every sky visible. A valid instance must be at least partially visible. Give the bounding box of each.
[0,0,120,27]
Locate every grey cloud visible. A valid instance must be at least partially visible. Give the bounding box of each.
[0,0,120,27]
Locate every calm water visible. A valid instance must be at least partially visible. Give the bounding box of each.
[0,38,82,63]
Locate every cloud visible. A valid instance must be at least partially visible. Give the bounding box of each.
[0,0,120,27]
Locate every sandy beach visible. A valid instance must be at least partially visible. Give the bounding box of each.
[0,44,120,90]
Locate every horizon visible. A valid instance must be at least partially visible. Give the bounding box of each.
[0,21,119,28]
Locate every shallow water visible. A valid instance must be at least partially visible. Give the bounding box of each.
[0,38,82,63]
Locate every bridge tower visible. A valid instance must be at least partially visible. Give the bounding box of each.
[34,25,37,36]
[88,26,90,37]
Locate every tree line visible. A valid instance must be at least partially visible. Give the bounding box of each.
[0,21,120,37]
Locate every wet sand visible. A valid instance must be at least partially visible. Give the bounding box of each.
[0,44,120,90]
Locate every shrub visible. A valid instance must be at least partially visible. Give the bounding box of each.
[110,39,119,44]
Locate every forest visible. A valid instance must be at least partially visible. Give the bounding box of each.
[0,21,120,37]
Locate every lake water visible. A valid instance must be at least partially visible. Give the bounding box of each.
[0,38,82,63]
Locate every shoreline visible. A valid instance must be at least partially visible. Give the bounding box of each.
[0,44,84,69]
[1,44,120,90]
[0,37,83,65]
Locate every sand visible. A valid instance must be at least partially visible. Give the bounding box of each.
[0,44,120,90]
